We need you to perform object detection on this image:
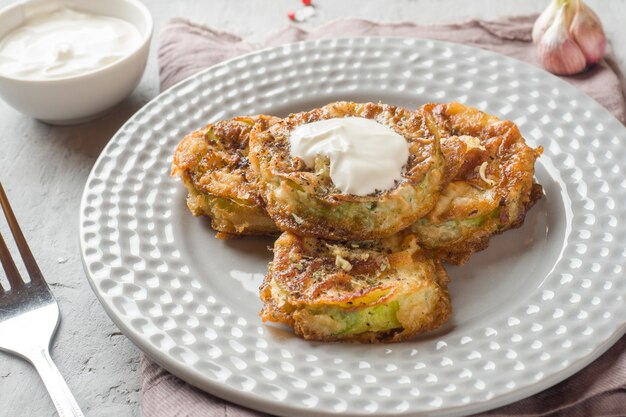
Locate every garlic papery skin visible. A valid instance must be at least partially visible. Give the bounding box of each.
[534,0,607,75]
[570,0,606,65]
[537,3,587,75]
[532,0,560,44]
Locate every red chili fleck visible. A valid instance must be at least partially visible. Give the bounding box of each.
[302,0,312,5]
[287,11,296,20]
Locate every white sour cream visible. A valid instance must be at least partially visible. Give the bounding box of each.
[289,117,410,196]
[0,7,141,80]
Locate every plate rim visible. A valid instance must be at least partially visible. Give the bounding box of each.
[79,36,626,417]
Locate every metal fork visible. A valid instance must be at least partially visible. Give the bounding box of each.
[0,183,84,417]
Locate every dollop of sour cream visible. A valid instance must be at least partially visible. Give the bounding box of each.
[289,117,410,196]
[0,8,141,80]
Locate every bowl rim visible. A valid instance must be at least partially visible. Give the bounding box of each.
[0,0,153,83]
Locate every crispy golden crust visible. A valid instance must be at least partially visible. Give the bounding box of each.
[171,116,280,236]
[411,103,543,263]
[260,232,452,343]
[249,102,445,241]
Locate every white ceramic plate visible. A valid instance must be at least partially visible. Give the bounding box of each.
[80,38,626,416]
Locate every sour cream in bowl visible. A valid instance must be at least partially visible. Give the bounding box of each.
[0,0,152,124]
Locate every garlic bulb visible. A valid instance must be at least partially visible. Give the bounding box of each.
[537,3,587,75]
[532,0,607,75]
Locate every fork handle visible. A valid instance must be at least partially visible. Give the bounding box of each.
[29,347,85,417]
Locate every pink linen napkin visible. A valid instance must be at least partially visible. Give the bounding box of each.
[158,16,626,124]
[143,15,626,417]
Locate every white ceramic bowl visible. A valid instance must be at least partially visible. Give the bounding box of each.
[0,0,152,124]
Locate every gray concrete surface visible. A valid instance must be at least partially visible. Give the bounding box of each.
[0,1,624,416]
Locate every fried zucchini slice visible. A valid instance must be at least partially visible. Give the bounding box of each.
[260,232,451,343]
[411,103,543,264]
[172,116,280,237]
[249,102,445,241]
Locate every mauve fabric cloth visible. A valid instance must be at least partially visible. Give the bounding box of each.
[157,16,626,124]
[142,15,626,417]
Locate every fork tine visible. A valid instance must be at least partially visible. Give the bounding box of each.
[0,231,23,289]
[0,182,44,284]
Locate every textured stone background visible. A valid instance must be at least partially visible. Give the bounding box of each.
[0,1,624,416]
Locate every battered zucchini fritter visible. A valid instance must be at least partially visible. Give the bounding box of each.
[260,232,452,343]
[411,103,543,264]
[249,102,445,241]
[172,116,280,238]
